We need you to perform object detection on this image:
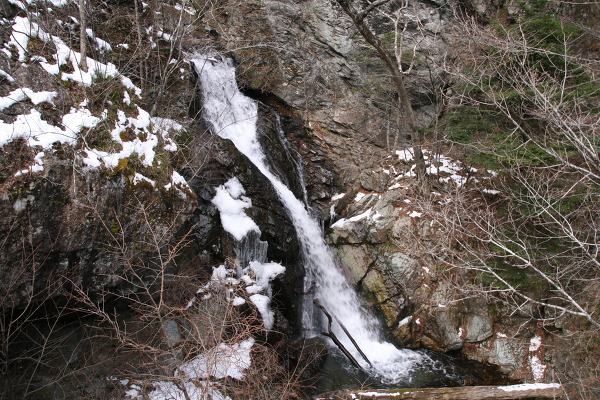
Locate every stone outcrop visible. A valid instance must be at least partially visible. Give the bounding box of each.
[325,186,547,382]
[0,148,199,309]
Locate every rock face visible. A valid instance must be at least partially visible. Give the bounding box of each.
[3,0,588,392]
[0,153,197,309]
[201,0,453,217]
[327,190,492,351]
[324,184,558,383]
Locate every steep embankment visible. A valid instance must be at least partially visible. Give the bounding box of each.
[1,0,597,398]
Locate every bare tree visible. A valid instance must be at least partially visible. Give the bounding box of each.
[430,13,600,329]
[67,197,309,400]
[334,0,427,183]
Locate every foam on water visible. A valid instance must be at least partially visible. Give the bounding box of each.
[192,53,424,383]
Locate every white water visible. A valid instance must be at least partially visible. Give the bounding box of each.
[193,54,423,383]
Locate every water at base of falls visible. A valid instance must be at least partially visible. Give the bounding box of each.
[314,346,505,393]
[192,52,438,385]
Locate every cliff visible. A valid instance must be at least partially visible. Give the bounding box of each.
[0,0,598,398]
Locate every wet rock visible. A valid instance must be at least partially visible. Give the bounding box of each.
[0,0,18,19]
[463,336,530,376]
[0,156,198,309]
[335,245,374,284]
[205,0,453,199]
[162,320,182,348]
[327,187,497,358]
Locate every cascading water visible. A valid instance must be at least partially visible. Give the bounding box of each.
[273,114,309,206]
[192,53,426,384]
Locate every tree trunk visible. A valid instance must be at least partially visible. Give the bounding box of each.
[334,0,427,183]
[78,0,87,72]
[313,383,564,400]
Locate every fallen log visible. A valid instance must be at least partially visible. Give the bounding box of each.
[312,383,563,400]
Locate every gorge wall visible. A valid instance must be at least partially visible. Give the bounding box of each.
[1,0,596,397]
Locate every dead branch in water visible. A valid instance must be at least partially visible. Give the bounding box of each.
[313,298,371,371]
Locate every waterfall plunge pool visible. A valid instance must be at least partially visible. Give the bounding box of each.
[313,346,512,395]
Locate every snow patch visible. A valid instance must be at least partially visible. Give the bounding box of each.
[395,148,414,161]
[408,210,422,218]
[243,261,285,330]
[529,335,542,352]
[528,335,546,382]
[0,88,57,111]
[15,151,44,176]
[132,172,155,187]
[164,171,190,198]
[7,16,141,96]
[211,177,260,241]
[357,392,402,397]
[0,69,15,82]
[176,338,254,380]
[0,105,100,148]
[500,383,560,392]
[13,195,34,212]
[231,297,245,306]
[331,192,345,201]
[482,188,501,195]
[330,207,373,228]
[249,294,274,329]
[147,380,232,400]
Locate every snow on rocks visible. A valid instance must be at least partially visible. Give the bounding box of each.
[330,207,373,229]
[528,335,546,382]
[80,113,182,171]
[146,381,232,400]
[86,28,112,52]
[6,16,141,95]
[0,13,188,180]
[407,210,422,218]
[123,379,233,400]
[164,171,191,198]
[327,147,502,230]
[0,88,57,111]
[164,260,285,398]
[0,103,100,148]
[211,177,260,241]
[189,260,285,331]
[132,172,156,187]
[1,14,186,181]
[246,261,285,330]
[0,69,15,82]
[176,338,255,380]
[234,261,286,330]
[14,151,44,176]
[391,147,480,188]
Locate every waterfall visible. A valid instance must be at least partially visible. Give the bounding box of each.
[193,53,424,384]
[273,114,309,206]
